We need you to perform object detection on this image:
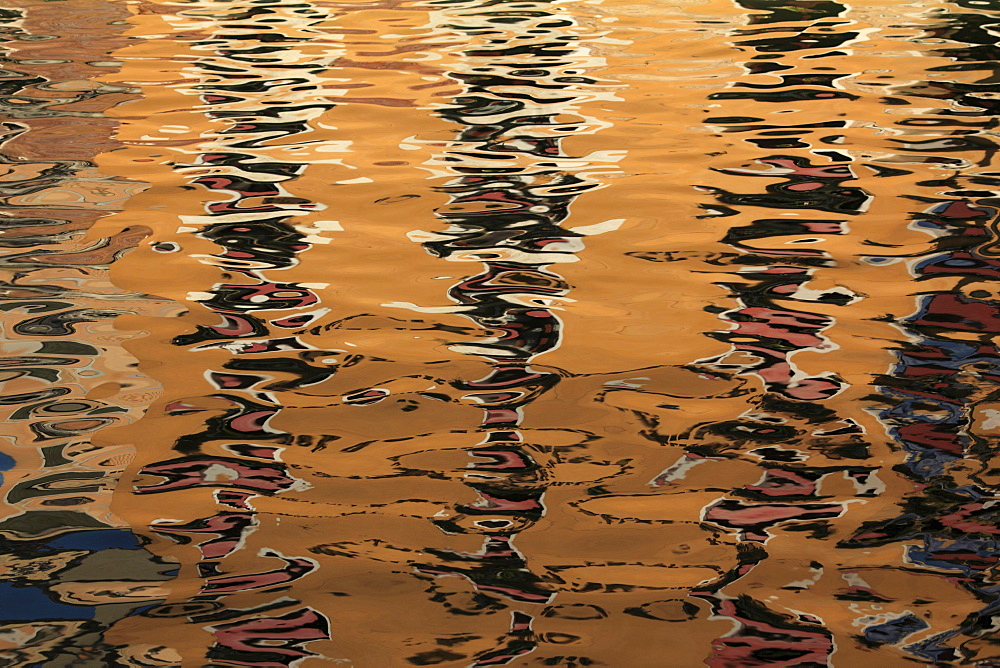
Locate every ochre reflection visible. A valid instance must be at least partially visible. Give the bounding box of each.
[1,0,998,665]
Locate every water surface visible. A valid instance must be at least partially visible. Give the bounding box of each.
[1,0,1000,665]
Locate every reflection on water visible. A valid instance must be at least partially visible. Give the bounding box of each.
[1,0,1000,664]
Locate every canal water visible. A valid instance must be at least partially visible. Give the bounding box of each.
[1,0,999,665]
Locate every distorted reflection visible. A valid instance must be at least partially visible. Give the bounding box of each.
[1,0,999,666]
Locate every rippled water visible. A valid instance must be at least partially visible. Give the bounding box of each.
[1,0,1000,665]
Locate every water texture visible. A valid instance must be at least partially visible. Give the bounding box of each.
[0,0,999,665]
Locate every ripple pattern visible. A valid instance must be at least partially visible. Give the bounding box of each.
[1,0,1000,666]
